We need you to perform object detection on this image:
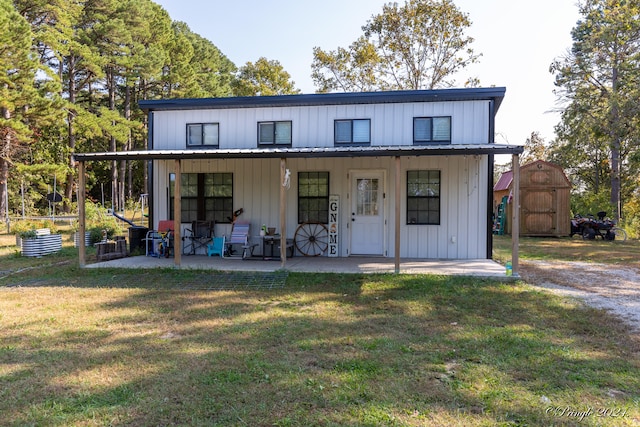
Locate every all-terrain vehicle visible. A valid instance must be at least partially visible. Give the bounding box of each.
[570,211,627,241]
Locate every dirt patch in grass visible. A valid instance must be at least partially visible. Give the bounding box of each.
[493,236,640,334]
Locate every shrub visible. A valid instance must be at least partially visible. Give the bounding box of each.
[38,219,58,234]
[87,226,120,245]
[622,196,640,239]
[11,219,58,236]
[11,220,36,235]
[570,191,613,217]
[19,230,38,239]
[73,201,124,242]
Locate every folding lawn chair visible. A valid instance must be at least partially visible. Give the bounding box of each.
[225,220,257,259]
[182,220,215,255]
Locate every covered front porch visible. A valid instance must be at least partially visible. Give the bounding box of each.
[74,145,524,275]
[85,254,510,278]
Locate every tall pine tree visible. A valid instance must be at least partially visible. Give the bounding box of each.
[1,0,62,220]
[551,0,640,221]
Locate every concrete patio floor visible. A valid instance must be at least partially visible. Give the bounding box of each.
[86,254,511,278]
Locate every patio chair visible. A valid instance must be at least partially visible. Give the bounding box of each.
[182,220,215,255]
[207,236,226,258]
[225,220,257,259]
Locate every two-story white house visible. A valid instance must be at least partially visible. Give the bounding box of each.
[74,87,523,269]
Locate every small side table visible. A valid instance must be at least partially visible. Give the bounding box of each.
[261,235,279,260]
[261,235,294,260]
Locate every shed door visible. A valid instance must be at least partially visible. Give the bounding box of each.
[350,173,384,255]
[521,189,556,234]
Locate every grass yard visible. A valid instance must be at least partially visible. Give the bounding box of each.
[492,234,640,267]
[0,232,639,426]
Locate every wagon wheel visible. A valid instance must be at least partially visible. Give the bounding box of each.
[294,222,329,257]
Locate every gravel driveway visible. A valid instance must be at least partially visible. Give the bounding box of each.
[519,260,640,334]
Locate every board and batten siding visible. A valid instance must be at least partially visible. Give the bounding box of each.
[150,100,491,149]
[152,153,488,259]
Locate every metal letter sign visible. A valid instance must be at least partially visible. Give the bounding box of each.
[328,195,339,257]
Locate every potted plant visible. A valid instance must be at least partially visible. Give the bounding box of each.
[13,219,58,245]
[18,229,37,246]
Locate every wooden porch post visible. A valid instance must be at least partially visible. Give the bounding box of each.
[280,158,287,268]
[78,160,86,267]
[511,154,520,276]
[174,159,182,267]
[395,156,401,273]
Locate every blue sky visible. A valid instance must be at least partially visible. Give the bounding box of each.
[154,0,580,158]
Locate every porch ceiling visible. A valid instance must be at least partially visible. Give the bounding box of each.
[73,144,523,162]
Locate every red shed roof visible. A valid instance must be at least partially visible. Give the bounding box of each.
[494,171,513,191]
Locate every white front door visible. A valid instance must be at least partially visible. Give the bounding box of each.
[350,172,384,255]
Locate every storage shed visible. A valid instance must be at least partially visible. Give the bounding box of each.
[493,169,512,214]
[494,160,571,237]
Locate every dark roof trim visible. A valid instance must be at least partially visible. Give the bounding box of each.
[139,87,506,113]
[74,144,523,162]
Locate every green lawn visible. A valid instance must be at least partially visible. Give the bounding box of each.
[492,234,640,266]
[0,233,639,426]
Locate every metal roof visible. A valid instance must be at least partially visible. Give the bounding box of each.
[494,170,513,191]
[73,144,523,162]
[139,87,506,112]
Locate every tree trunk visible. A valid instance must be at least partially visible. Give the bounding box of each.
[141,79,149,196]
[611,138,621,220]
[0,103,9,222]
[0,157,7,224]
[107,67,119,211]
[64,54,77,213]
[124,84,132,202]
[593,145,600,194]
[610,65,621,222]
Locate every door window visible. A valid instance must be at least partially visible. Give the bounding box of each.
[356,178,379,216]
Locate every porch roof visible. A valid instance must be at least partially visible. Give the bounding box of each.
[73,143,523,162]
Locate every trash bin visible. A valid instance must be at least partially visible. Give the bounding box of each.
[128,226,149,254]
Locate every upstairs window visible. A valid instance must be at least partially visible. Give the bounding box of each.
[187,123,219,147]
[407,170,440,225]
[334,119,370,145]
[258,121,292,146]
[413,117,451,143]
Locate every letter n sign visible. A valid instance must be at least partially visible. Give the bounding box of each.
[328,195,339,257]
